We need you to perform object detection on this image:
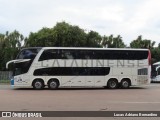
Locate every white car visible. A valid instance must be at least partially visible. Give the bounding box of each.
[151,76,160,82]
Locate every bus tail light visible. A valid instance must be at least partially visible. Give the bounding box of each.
[148,50,151,65]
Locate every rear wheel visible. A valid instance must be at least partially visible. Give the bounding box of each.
[107,79,118,89]
[33,79,44,90]
[48,79,59,90]
[121,79,130,89]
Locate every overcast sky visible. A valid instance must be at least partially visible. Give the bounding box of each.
[0,0,160,46]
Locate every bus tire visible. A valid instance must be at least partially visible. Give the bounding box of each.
[107,79,118,89]
[48,79,59,90]
[121,79,131,89]
[32,79,44,90]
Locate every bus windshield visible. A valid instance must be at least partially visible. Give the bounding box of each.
[14,61,31,76]
[17,48,41,59]
[13,48,41,76]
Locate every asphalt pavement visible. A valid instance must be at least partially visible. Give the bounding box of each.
[0,83,160,120]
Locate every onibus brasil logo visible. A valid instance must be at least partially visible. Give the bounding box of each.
[2,112,42,118]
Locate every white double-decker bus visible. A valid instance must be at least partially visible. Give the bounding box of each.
[6,47,151,89]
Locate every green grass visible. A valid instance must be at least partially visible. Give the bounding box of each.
[0,80,10,84]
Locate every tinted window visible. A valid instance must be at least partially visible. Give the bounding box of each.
[102,50,148,60]
[14,61,32,75]
[34,67,110,76]
[61,50,74,59]
[17,48,41,59]
[39,49,60,61]
[39,49,148,61]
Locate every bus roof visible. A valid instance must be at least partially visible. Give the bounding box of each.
[21,47,42,50]
[41,47,149,51]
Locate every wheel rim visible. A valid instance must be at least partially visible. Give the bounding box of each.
[35,81,42,89]
[110,81,117,88]
[122,81,129,88]
[50,81,57,88]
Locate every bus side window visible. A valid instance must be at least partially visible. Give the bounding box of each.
[61,50,74,59]
[39,50,59,61]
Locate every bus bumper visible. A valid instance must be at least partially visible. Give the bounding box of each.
[10,78,14,85]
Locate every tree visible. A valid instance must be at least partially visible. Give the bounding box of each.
[151,48,160,63]
[0,34,5,70]
[25,22,127,48]
[101,35,126,48]
[4,30,24,60]
[53,22,87,47]
[25,22,88,47]
[0,30,24,70]
[130,35,157,63]
[112,35,126,48]
[86,31,102,47]
[25,27,54,47]
[158,43,160,48]
[130,35,155,49]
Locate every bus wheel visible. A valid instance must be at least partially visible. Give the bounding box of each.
[48,79,59,90]
[32,79,44,90]
[107,79,118,89]
[121,79,130,89]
